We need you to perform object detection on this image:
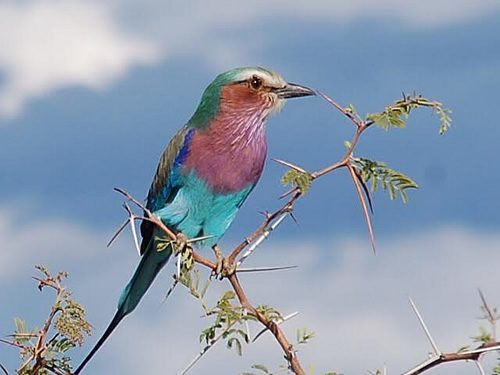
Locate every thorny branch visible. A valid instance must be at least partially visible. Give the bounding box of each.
[112,90,377,375]
[1,267,91,375]
[112,90,452,374]
[402,296,500,375]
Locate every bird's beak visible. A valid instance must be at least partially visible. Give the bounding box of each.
[274,82,316,99]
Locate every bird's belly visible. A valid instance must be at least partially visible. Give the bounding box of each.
[155,171,253,246]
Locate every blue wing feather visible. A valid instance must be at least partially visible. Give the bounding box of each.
[140,127,195,254]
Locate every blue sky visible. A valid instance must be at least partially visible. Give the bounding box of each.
[1,1,500,374]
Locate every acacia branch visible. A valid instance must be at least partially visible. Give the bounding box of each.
[111,90,447,374]
[403,296,500,375]
[228,274,305,375]
[402,342,500,375]
[111,91,378,375]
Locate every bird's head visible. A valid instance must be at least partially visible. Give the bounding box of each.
[188,67,315,128]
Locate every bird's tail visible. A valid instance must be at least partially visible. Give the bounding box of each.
[74,235,172,374]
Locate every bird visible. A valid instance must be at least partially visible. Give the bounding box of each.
[74,67,314,374]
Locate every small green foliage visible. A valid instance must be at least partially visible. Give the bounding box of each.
[177,268,211,302]
[472,326,493,344]
[296,327,315,345]
[256,305,283,322]
[154,234,173,252]
[242,364,272,375]
[352,157,418,203]
[366,94,452,135]
[198,289,254,356]
[345,103,358,116]
[252,364,271,374]
[3,266,92,375]
[343,140,353,150]
[55,298,92,346]
[281,169,313,194]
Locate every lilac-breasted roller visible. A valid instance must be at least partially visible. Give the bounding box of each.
[75,67,314,373]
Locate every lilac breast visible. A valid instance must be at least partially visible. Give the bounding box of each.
[184,123,267,193]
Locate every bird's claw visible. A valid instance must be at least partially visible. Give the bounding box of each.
[173,233,189,255]
[211,245,235,279]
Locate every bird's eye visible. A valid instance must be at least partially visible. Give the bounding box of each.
[250,76,262,90]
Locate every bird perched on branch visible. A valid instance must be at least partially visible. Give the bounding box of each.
[75,67,314,373]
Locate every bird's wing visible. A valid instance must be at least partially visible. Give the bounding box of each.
[139,126,194,255]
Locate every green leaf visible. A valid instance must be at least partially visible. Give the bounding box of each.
[346,103,358,116]
[296,327,315,345]
[256,305,283,322]
[472,326,493,344]
[352,157,418,203]
[281,169,313,194]
[251,364,271,374]
[227,337,243,356]
[14,317,28,335]
[366,94,452,134]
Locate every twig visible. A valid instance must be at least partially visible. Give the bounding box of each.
[107,218,129,248]
[478,289,498,340]
[403,297,500,375]
[111,88,438,375]
[236,210,291,267]
[180,318,241,375]
[401,342,500,375]
[0,338,24,349]
[228,274,305,375]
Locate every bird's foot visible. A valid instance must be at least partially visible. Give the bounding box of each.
[173,233,189,255]
[211,245,235,279]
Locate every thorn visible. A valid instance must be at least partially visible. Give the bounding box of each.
[408,297,441,356]
[188,234,215,244]
[176,251,181,278]
[0,362,8,375]
[162,277,178,304]
[279,187,298,199]
[258,210,270,218]
[128,217,141,256]
[272,158,307,174]
[252,312,299,343]
[352,167,374,214]
[478,289,495,323]
[236,211,291,267]
[475,361,486,375]
[236,265,298,273]
[289,212,299,225]
[107,219,130,247]
[243,308,251,342]
[348,165,377,254]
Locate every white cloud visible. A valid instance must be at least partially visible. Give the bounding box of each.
[162,0,500,29]
[1,0,499,119]
[0,0,160,118]
[1,207,499,374]
[0,207,107,279]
